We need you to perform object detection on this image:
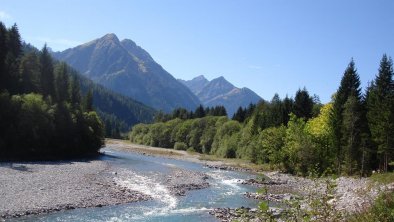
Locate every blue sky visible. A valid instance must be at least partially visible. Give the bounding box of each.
[1,0,394,103]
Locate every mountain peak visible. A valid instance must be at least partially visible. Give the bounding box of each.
[102,33,119,41]
[52,34,201,112]
[210,76,233,88]
[192,75,208,81]
[181,75,262,116]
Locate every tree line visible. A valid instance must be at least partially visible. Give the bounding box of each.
[130,56,393,176]
[153,104,227,122]
[0,22,104,159]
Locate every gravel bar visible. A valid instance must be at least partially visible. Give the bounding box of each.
[0,160,150,219]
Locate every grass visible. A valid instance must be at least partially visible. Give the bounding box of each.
[370,171,394,185]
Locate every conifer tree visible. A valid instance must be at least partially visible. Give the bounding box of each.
[282,95,294,126]
[232,106,246,122]
[271,93,284,125]
[19,52,40,93]
[40,44,56,98]
[194,105,206,118]
[83,88,94,112]
[0,22,7,89]
[55,62,69,102]
[294,87,314,120]
[4,24,22,93]
[366,54,394,172]
[331,59,362,173]
[342,94,361,174]
[69,75,81,107]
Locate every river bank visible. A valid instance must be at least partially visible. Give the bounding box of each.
[110,139,394,218]
[2,139,392,221]
[0,150,210,219]
[0,160,149,219]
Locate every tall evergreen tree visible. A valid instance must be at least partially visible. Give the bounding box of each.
[366,54,394,172]
[4,24,22,93]
[194,104,206,118]
[282,95,294,126]
[271,93,284,126]
[19,52,41,93]
[0,22,7,90]
[293,87,314,120]
[55,62,69,102]
[69,75,81,107]
[83,88,94,112]
[331,59,362,173]
[342,94,362,174]
[40,44,56,98]
[232,106,246,122]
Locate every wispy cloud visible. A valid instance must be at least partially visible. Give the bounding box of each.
[0,11,11,20]
[248,65,263,70]
[35,37,82,49]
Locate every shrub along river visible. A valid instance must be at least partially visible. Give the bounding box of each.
[11,145,260,221]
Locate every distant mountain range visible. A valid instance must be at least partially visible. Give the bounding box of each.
[52,34,200,112]
[179,75,262,116]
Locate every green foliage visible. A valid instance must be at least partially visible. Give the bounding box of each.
[306,103,335,173]
[260,126,286,166]
[370,172,394,185]
[0,23,104,159]
[283,114,317,175]
[174,142,188,150]
[128,53,392,177]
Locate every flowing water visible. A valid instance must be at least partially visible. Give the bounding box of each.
[13,145,259,222]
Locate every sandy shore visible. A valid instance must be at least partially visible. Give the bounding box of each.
[0,159,149,219]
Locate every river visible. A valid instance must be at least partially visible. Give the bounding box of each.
[12,145,259,222]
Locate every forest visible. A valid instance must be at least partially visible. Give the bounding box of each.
[0,22,104,159]
[130,56,394,176]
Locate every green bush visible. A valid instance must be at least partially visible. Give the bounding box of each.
[174,142,187,150]
[187,147,196,153]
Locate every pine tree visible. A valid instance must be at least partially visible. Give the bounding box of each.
[83,88,94,112]
[342,94,361,174]
[232,106,246,122]
[4,24,22,93]
[40,44,56,98]
[19,52,41,93]
[366,54,394,172]
[194,105,206,118]
[271,93,284,126]
[282,95,294,126]
[294,87,314,120]
[331,59,362,174]
[0,22,7,90]
[69,75,81,108]
[55,62,69,102]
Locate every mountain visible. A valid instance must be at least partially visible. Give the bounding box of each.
[179,76,262,116]
[74,71,156,133]
[22,42,154,136]
[178,75,209,95]
[52,34,200,112]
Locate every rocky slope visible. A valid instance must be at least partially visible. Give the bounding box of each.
[53,34,200,112]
